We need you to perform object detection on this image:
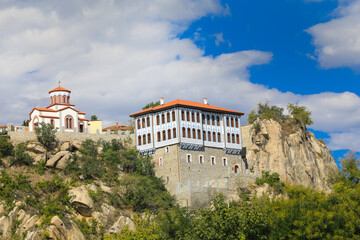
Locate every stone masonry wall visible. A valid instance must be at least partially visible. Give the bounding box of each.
[8,131,136,146]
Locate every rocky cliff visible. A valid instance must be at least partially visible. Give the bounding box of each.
[241,119,339,191]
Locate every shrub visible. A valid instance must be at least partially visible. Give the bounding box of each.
[251,122,261,134]
[0,137,13,159]
[287,103,313,125]
[35,122,57,151]
[9,143,34,167]
[247,101,285,123]
[256,171,285,194]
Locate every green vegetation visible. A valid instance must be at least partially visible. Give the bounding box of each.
[35,122,57,152]
[247,101,313,127]
[256,170,285,194]
[142,101,161,110]
[90,115,98,121]
[0,136,13,160]
[9,142,34,167]
[287,103,313,125]
[247,101,285,124]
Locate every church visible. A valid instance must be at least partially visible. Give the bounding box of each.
[28,85,89,133]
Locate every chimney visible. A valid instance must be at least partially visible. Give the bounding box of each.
[160,97,165,105]
[203,97,208,105]
[116,122,119,126]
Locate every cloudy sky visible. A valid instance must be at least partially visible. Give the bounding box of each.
[0,0,359,162]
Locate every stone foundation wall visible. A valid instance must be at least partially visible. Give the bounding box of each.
[8,131,136,146]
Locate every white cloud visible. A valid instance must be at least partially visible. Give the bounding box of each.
[0,0,359,151]
[307,0,360,69]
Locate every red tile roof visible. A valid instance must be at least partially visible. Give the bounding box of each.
[0,125,7,128]
[39,115,59,119]
[79,118,89,121]
[103,122,132,131]
[130,99,244,117]
[30,107,56,115]
[49,86,71,94]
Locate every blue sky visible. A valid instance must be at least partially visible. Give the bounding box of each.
[0,0,359,166]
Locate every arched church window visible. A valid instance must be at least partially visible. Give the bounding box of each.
[63,96,66,104]
[65,115,73,129]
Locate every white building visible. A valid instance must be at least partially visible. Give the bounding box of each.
[28,85,89,133]
[130,97,244,155]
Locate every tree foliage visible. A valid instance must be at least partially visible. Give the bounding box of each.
[247,101,285,123]
[35,122,57,151]
[142,101,161,110]
[90,115,98,121]
[9,142,34,167]
[0,137,13,159]
[287,103,313,125]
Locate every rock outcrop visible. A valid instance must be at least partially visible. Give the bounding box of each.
[242,119,339,190]
[69,186,94,217]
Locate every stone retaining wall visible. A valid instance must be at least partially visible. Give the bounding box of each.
[8,131,136,146]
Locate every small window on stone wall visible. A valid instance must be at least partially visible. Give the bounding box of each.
[187,154,192,163]
[165,146,169,153]
[223,157,227,166]
[158,157,163,166]
[199,155,204,164]
[211,156,216,165]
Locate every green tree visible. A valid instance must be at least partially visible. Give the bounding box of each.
[339,152,360,185]
[142,101,160,110]
[0,137,13,159]
[287,103,313,125]
[22,120,29,126]
[247,101,285,123]
[35,122,56,151]
[90,115,98,121]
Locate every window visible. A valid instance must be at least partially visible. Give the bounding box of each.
[202,114,205,124]
[231,117,234,127]
[232,133,235,143]
[142,118,145,128]
[203,130,206,141]
[182,127,186,138]
[186,111,190,121]
[187,128,191,138]
[167,112,170,123]
[191,112,195,122]
[165,146,169,153]
[207,115,210,125]
[235,118,239,128]
[227,133,231,143]
[223,158,227,166]
[156,115,160,125]
[199,155,204,164]
[161,114,165,124]
[216,116,220,126]
[181,111,185,121]
[137,119,141,129]
[147,117,150,127]
[211,115,215,125]
[158,157,163,166]
[168,129,171,139]
[50,119,55,127]
[172,111,176,121]
[63,96,66,103]
[67,96,70,104]
[192,129,196,139]
[65,115,73,129]
[173,128,177,138]
[211,156,216,165]
[217,132,221,142]
[226,117,229,127]
[187,154,192,163]
[196,113,200,123]
[208,131,211,141]
[148,133,151,143]
[197,129,201,139]
[138,135,142,146]
[212,132,216,142]
[143,134,146,145]
[157,132,161,142]
[162,130,166,141]
[236,134,240,144]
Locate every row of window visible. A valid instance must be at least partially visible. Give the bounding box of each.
[158,155,228,166]
[181,127,240,144]
[138,128,240,145]
[137,111,240,129]
[50,95,70,105]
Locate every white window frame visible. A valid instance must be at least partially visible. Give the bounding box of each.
[211,156,216,165]
[187,154,192,163]
[199,155,204,164]
[159,157,163,166]
[222,157,227,166]
[165,146,170,153]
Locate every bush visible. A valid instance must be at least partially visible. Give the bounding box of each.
[256,171,285,194]
[247,101,285,123]
[287,103,313,125]
[35,122,57,151]
[9,143,34,167]
[0,137,13,159]
[251,122,261,134]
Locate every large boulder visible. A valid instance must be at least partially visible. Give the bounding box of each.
[46,216,67,240]
[72,140,82,150]
[108,215,135,234]
[60,142,72,151]
[67,220,85,240]
[46,151,71,169]
[27,143,46,154]
[69,186,94,217]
